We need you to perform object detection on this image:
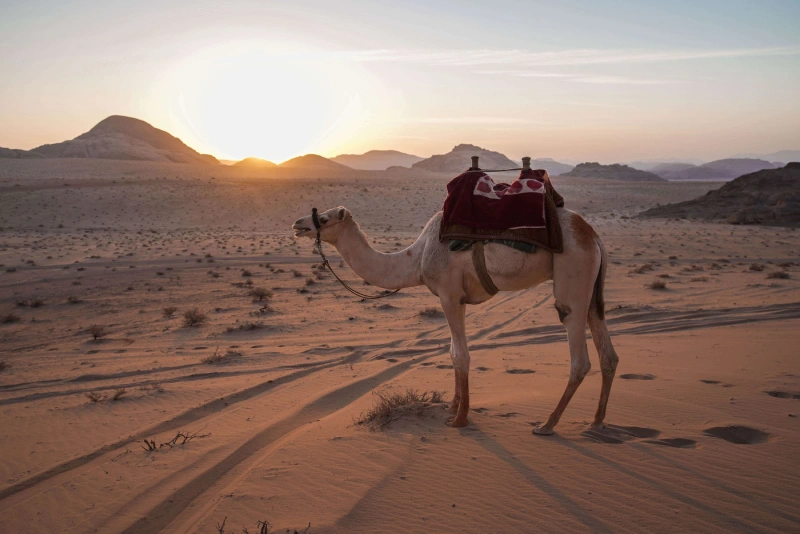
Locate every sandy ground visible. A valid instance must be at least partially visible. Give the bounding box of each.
[0,158,799,533]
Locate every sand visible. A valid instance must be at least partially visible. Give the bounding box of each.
[0,158,798,533]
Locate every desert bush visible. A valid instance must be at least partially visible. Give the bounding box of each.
[248,287,273,301]
[648,280,667,290]
[767,271,790,279]
[225,322,264,333]
[1,313,21,324]
[202,349,243,364]
[418,307,444,318]
[89,325,107,340]
[85,391,105,403]
[162,306,178,318]
[356,388,445,428]
[183,308,207,327]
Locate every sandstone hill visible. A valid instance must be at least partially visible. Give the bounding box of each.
[640,162,800,226]
[30,115,219,164]
[233,157,276,167]
[412,144,518,172]
[279,154,351,170]
[331,150,423,170]
[560,162,665,182]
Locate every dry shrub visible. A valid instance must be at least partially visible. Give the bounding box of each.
[162,306,178,318]
[183,308,207,327]
[85,391,105,403]
[89,325,107,340]
[1,313,21,324]
[767,271,790,279]
[248,287,273,301]
[648,280,667,290]
[202,349,243,364]
[356,388,445,429]
[225,322,264,333]
[630,263,654,274]
[418,307,443,318]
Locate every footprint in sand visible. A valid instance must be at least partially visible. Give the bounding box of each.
[620,373,655,380]
[765,390,800,400]
[506,368,535,375]
[581,424,661,444]
[644,438,697,449]
[702,425,770,445]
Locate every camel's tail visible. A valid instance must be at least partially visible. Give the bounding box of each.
[589,237,607,321]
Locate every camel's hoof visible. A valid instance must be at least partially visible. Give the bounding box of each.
[533,425,554,436]
[447,417,469,428]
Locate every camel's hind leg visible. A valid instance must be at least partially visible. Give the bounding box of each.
[533,299,592,435]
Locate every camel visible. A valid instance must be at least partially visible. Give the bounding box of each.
[291,200,620,435]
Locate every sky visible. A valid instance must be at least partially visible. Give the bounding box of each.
[1,0,799,164]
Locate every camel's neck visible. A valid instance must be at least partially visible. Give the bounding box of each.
[329,220,423,290]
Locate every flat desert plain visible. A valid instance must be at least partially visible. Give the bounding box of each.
[1,159,799,533]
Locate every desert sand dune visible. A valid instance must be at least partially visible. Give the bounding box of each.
[1,159,799,533]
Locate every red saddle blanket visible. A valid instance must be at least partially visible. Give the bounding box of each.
[440,168,565,253]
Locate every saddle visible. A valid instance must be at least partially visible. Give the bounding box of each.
[440,168,565,295]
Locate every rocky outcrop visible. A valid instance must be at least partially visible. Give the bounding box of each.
[640,163,800,226]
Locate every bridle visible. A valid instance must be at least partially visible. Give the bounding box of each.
[311,207,400,301]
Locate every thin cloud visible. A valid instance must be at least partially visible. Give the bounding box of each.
[343,46,800,67]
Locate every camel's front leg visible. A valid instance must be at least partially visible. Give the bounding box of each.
[440,295,470,427]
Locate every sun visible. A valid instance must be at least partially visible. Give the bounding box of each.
[145,41,392,163]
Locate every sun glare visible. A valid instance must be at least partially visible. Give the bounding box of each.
[145,42,396,163]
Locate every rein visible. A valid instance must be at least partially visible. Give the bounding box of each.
[311,207,400,301]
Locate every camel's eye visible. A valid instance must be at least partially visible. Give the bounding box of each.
[319,215,329,224]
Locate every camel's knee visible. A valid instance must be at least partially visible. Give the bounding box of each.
[601,351,619,377]
[554,301,571,324]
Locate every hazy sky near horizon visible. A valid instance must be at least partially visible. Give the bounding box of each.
[1,0,799,163]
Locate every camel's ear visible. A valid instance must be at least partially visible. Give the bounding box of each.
[337,207,348,220]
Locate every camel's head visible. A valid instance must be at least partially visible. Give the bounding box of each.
[292,206,352,242]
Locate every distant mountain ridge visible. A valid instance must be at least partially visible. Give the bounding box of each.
[412,144,518,172]
[29,116,219,164]
[331,150,423,170]
[651,158,778,181]
[560,162,665,182]
[640,163,800,226]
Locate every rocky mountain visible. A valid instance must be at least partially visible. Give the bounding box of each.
[30,116,219,164]
[560,162,665,182]
[331,150,423,170]
[233,157,277,167]
[278,154,351,170]
[0,147,44,159]
[529,158,574,176]
[412,144,518,173]
[640,163,800,226]
[651,158,779,181]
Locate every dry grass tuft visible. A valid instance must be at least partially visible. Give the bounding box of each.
[183,308,207,327]
[356,388,445,429]
[202,348,243,364]
[1,313,21,324]
[648,279,667,290]
[767,271,790,279]
[418,307,444,318]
